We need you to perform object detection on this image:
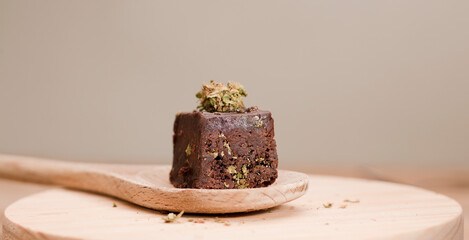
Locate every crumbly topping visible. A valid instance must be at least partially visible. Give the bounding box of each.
[196,80,248,112]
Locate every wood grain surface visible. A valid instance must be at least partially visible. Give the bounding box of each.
[2,175,463,240]
[0,155,308,214]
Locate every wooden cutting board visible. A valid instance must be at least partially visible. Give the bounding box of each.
[2,175,463,240]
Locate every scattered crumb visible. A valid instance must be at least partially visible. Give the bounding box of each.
[162,211,184,223]
[214,217,231,226]
[187,219,194,222]
[339,205,347,209]
[112,203,117,208]
[194,219,205,224]
[323,203,333,208]
[344,199,360,203]
[247,106,258,112]
[289,206,295,210]
[325,223,329,225]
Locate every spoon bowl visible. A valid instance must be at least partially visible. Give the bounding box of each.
[0,154,308,213]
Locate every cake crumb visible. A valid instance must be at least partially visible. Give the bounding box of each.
[162,211,184,223]
[344,199,360,203]
[247,106,258,112]
[323,203,333,208]
[194,219,205,224]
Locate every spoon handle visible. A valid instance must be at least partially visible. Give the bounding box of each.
[0,154,89,186]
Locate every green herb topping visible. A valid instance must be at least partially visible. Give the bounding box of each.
[196,80,248,112]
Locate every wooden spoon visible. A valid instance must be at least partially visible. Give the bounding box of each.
[0,154,308,214]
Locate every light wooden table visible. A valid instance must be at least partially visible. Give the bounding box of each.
[1,165,467,239]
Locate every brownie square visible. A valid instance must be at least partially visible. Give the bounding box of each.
[170,109,278,189]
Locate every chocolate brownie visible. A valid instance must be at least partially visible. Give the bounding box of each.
[170,109,278,189]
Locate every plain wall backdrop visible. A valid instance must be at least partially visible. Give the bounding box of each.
[1,0,468,168]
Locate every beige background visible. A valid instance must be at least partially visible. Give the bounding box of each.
[1,0,468,168]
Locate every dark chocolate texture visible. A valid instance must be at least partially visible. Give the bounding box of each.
[170,109,278,189]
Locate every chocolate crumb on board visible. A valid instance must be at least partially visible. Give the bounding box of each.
[344,199,360,203]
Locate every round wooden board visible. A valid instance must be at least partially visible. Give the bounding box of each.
[2,175,463,240]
